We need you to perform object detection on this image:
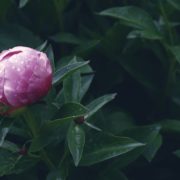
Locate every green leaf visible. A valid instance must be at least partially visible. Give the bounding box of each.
[0,150,35,176]
[0,127,9,146]
[36,41,48,51]
[108,125,161,169]
[143,134,162,162]
[167,0,180,10]
[44,87,57,104]
[127,29,161,40]
[102,111,134,134]
[30,103,87,152]
[99,6,161,40]
[67,124,85,166]
[85,93,117,119]
[0,149,19,176]
[29,117,73,152]
[9,126,29,139]
[159,119,180,134]
[53,56,94,101]
[58,102,88,118]
[80,133,144,166]
[74,40,100,55]
[31,103,58,123]
[63,57,81,102]
[45,45,55,72]
[169,46,180,64]
[54,90,65,108]
[63,73,81,102]
[53,60,89,85]
[60,57,94,102]
[122,125,161,143]
[19,0,29,8]
[47,154,69,180]
[79,60,94,100]
[100,22,128,58]
[0,141,19,153]
[79,73,94,101]
[50,32,83,45]
[10,156,38,175]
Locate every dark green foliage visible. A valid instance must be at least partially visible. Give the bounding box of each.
[0,0,180,179]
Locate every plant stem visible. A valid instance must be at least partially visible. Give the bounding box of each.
[23,109,38,137]
[23,108,55,170]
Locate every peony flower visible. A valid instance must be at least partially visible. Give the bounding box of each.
[0,46,52,107]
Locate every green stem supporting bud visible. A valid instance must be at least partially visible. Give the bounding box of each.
[22,108,55,170]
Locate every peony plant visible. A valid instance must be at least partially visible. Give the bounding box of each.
[0,45,143,179]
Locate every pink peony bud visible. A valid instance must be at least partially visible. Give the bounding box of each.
[0,46,52,107]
